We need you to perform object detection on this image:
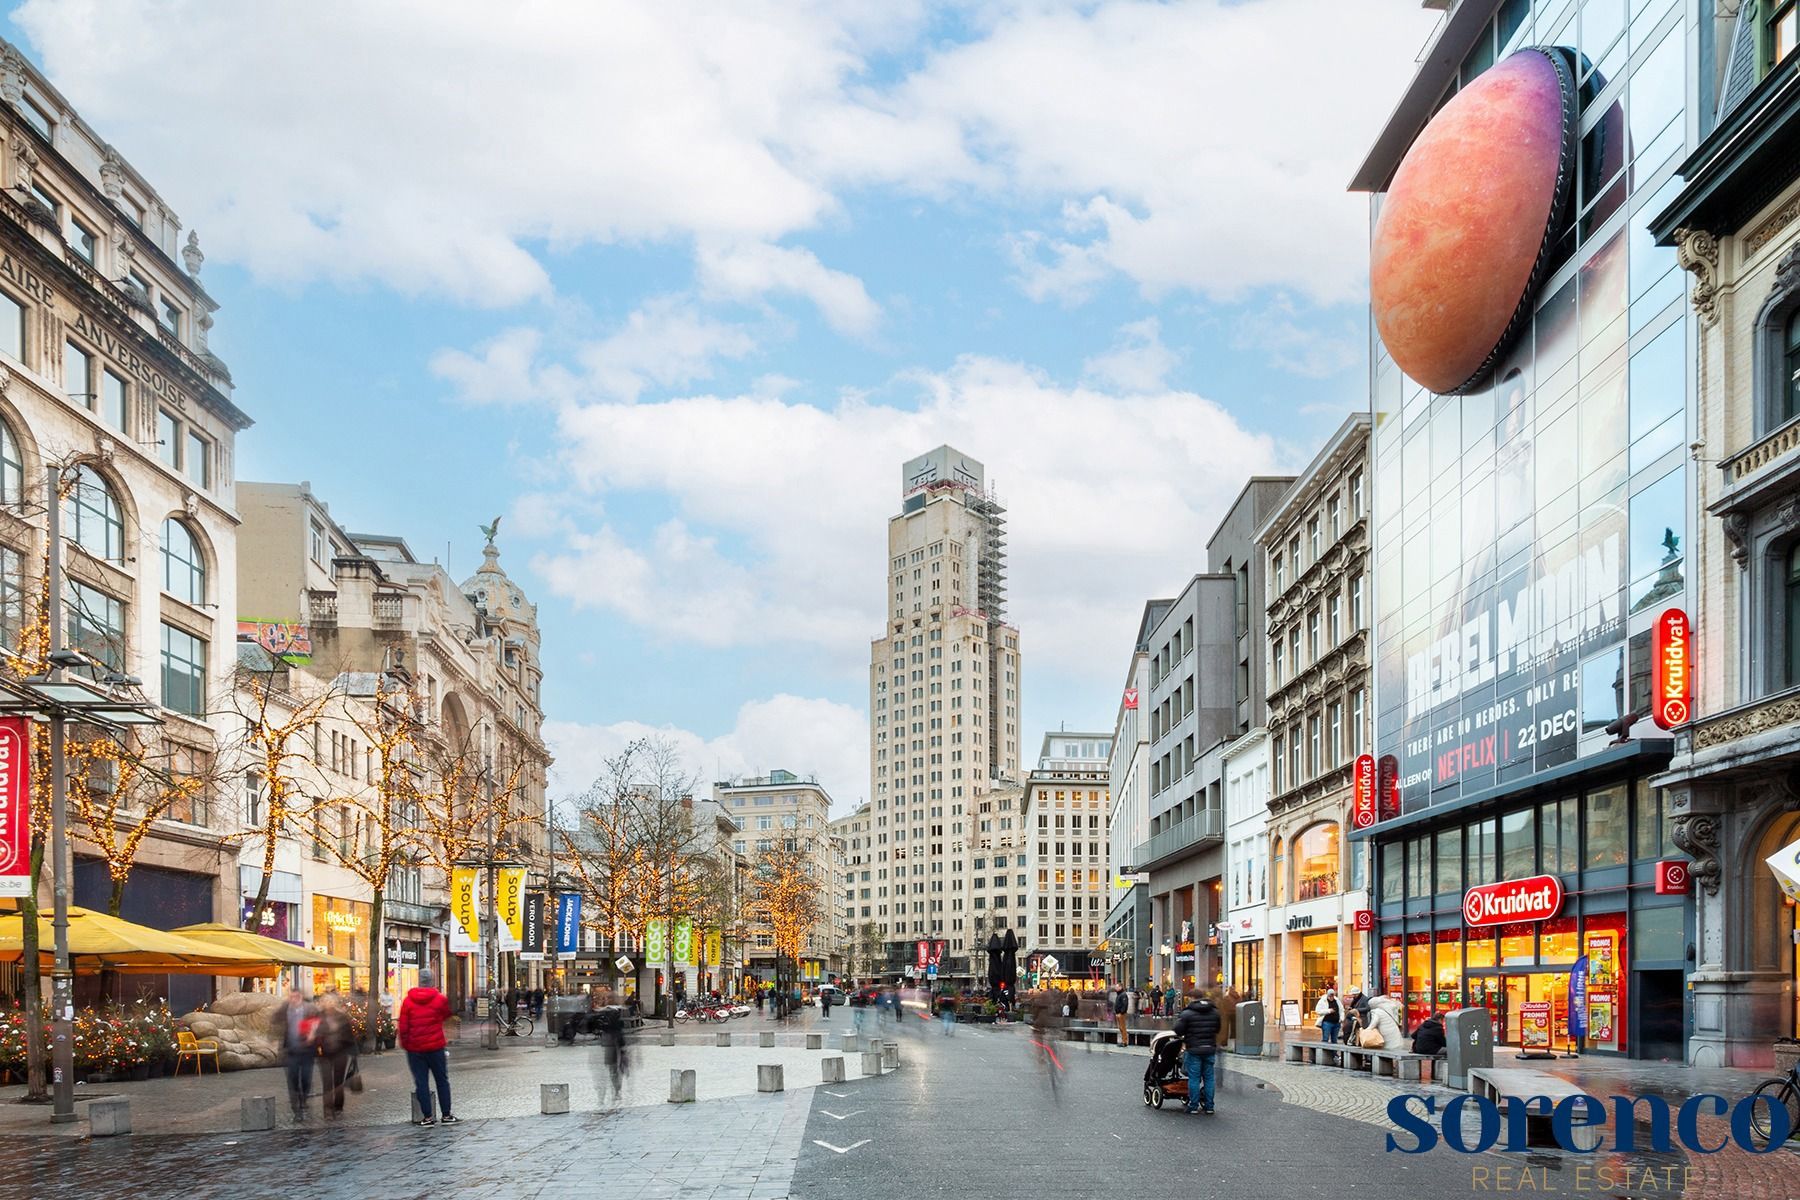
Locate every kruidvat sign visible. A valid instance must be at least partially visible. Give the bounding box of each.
[0,717,30,897]
[1351,754,1376,829]
[1462,875,1563,927]
[1652,607,1692,729]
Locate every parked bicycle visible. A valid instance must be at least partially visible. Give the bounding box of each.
[1750,1060,1800,1147]
[493,1008,534,1039]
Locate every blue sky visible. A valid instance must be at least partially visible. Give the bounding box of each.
[5,0,1439,812]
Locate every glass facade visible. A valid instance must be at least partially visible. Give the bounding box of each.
[1371,0,1691,813]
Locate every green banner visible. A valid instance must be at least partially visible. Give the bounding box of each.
[645,918,667,964]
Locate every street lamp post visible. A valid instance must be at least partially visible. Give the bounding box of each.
[0,465,163,1123]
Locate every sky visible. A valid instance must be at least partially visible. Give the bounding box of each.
[4,0,1441,815]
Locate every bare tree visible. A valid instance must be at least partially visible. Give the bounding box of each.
[229,658,337,933]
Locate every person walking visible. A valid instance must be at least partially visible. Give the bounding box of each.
[268,987,318,1122]
[1165,984,1178,1017]
[1113,985,1130,1043]
[1172,992,1222,1116]
[1315,986,1342,1048]
[399,968,457,1126]
[594,988,630,1104]
[315,992,357,1119]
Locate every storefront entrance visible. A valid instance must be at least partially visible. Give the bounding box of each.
[1499,971,1576,1052]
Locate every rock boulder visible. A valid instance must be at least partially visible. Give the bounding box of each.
[178,990,283,1071]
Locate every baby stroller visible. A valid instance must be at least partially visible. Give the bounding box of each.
[1142,1031,1189,1109]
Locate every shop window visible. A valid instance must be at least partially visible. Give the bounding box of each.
[1500,808,1535,880]
[1406,835,1432,901]
[1405,934,1433,1030]
[1540,917,1580,965]
[1468,818,1497,886]
[1632,780,1671,861]
[1584,784,1630,870]
[1434,827,1462,895]
[1540,796,1580,875]
[1582,915,1627,1051]
[1787,543,1800,689]
[1500,922,1536,967]
[1380,844,1402,905]
[1293,823,1340,901]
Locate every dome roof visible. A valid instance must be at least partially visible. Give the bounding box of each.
[461,539,533,625]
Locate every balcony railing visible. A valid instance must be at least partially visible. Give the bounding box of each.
[307,590,339,627]
[373,593,406,629]
[1135,807,1223,869]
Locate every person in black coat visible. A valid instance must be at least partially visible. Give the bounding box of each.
[1412,1013,1447,1057]
[1171,994,1222,1115]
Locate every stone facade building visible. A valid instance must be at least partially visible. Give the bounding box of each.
[1258,414,1372,1016]
[1023,732,1111,982]
[715,769,838,985]
[867,446,1023,979]
[0,38,250,1013]
[1650,1,1800,1066]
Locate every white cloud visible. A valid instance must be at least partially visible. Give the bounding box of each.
[1230,296,1364,379]
[488,351,1279,687]
[431,298,757,404]
[14,0,1434,309]
[1081,317,1178,393]
[697,241,881,337]
[544,694,870,816]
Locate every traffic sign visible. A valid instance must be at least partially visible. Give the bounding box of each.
[615,956,634,972]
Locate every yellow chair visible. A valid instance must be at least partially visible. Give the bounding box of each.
[175,1030,220,1075]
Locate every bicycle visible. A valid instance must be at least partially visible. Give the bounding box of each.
[1750,1061,1800,1147]
[493,1008,534,1039]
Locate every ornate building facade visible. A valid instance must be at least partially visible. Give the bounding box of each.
[1258,414,1371,1016]
[0,37,250,1012]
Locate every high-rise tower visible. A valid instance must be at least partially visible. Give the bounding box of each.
[867,447,1022,977]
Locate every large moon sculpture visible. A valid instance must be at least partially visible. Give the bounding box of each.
[1370,48,1577,396]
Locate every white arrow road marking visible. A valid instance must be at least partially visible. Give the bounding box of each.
[819,1110,864,1121]
[822,1089,851,1098]
[813,1139,871,1155]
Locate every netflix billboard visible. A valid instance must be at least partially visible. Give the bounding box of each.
[0,717,30,897]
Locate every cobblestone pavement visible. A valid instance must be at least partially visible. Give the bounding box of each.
[0,1014,869,1137]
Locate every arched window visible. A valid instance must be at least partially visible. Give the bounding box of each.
[0,419,20,508]
[1784,309,1800,427]
[162,518,206,605]
[65,466,123,563]
[1787,543,1800,688]
[1293,823,1341,901]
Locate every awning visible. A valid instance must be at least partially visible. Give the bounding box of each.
[0,907,280,977]
[173,923,349,967]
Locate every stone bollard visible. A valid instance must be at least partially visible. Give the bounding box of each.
[861,1050,883,1076]
[865,1037,883,1055]
[669,1068,696,1104]
[716,1031,732,1047]
[659,1028,675,1047]
[822,1056,846,1083]
[806,1033,823,1050]
[541,1083,570,1115]
[240,1096,276,1132]
[757,1063,784,1093]
[838,1033,858,1052]
[89,1097,131,1137]
[759,1031,775,1048]
[882,1043,899,1071]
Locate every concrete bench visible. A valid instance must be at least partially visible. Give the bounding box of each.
[1468,1068,1597,1149]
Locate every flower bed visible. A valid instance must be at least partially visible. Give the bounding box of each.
[0,999,177,1081]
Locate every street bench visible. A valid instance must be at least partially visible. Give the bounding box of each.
[1284,1040,1443,1081]
[1468,1068,1598,1150]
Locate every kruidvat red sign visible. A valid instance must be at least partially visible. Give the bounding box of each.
[1123,688,1139,710]
[915,940,930,968]
[1353,909,1374,931]
[0,717,30,897]
[1352,754,1377,828]
[1462,874,1564,927]
[1654,860,1691,895]
[1652,608,1692,730]
[1376,754,1400,822]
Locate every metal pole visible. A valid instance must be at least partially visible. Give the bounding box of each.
[483,746,497,1048]
[46,465,74,1124]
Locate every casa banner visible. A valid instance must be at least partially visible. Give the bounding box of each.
[450,867,480,954]
[672,916,694,965]
[0,717,30,897]
[645,918,667,964]
[520,891,546,961]
[496,867,526,951]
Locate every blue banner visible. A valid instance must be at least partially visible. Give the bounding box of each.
[1568,954,1589,1040]
[555,893,581,955]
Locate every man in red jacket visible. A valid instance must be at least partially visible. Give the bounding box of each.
[398,969,456,1125]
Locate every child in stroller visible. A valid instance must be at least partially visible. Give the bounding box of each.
[1141,1031,1189,1109]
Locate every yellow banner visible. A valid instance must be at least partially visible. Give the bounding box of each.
[704,929,722,965]
[497,867,526,951]
[450,867,480,953]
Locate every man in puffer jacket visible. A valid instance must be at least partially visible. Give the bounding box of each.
[1365,992,1407,1051]
[1171,993,1222,1115]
